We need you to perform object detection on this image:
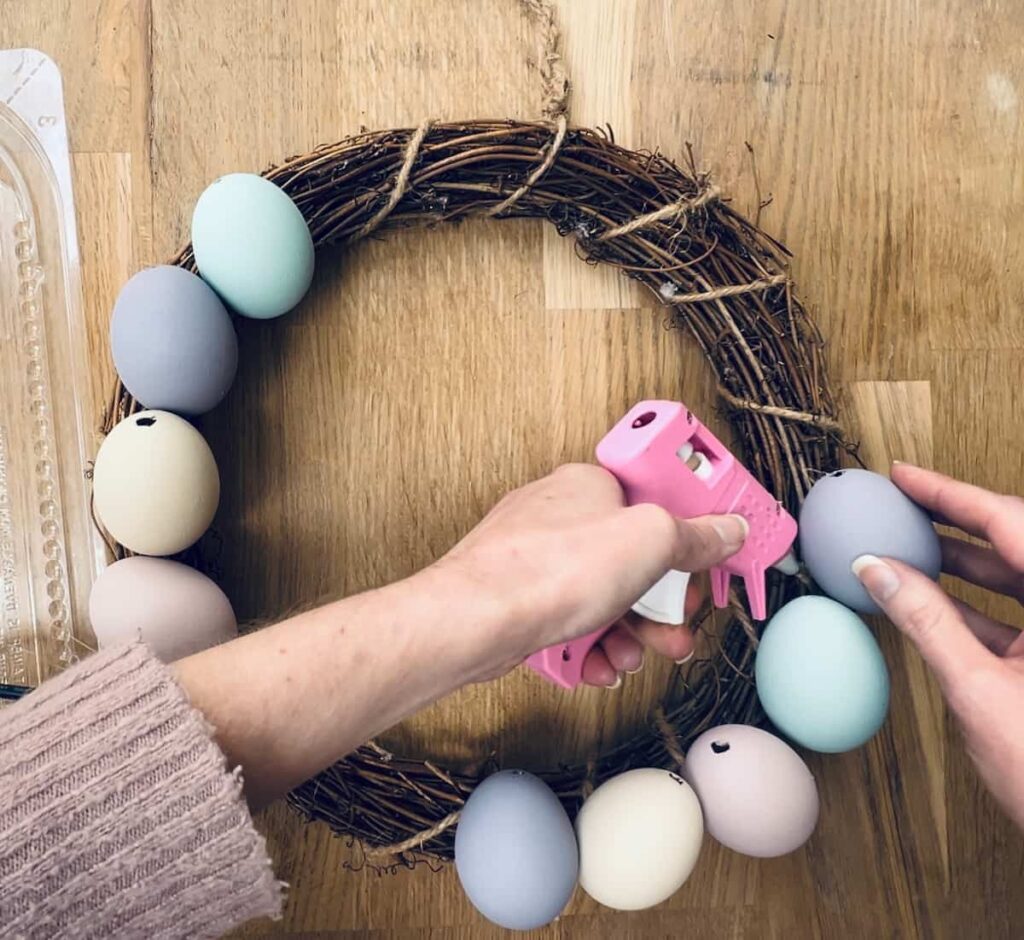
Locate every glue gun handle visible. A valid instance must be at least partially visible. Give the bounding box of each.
[523,625,611,689]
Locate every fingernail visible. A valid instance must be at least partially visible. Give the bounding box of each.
[851,554,901,603]
[674,650,695,665]
[606,674,623,689]
[713,514,749,550]
[625,654,645,675]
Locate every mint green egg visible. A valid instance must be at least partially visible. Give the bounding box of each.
[755,595,889,753]
[191,173,314,319]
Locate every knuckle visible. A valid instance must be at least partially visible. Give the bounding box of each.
[900,600,944,646]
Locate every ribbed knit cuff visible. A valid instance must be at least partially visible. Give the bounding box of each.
[0,643,283,938]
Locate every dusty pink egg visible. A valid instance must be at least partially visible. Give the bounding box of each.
[89,556,237,662]
[684,724,819,858]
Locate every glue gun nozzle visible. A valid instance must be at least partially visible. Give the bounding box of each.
[773,550,800,576]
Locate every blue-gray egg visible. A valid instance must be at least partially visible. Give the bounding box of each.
[799,469,940,612]
[455,770,578,930]
[756,595,890,752]
[191,173,314,319]
[110,266,238,415]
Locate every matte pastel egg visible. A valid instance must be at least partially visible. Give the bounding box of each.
[191,173,314,319]
[684,725,819,857]
[455,770,578,930]
[756,595,890,752]
[89,556,236,662]
[92,410,220,556]
[110,265,238,415]
[799,469,940,613]
[575,768,703,911]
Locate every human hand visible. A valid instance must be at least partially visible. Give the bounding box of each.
[852,463,1024,831]
[433,463,748,688]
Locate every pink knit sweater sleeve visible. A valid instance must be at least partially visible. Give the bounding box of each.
[0,642,283,937]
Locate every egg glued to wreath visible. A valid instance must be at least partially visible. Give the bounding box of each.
[89,556,237,662]
[191,173,315,320]
[92,410,220,557]
[454,771,579,931]
[575,768,704,911]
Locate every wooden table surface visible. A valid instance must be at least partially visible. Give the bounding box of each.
[4,0,1024,936]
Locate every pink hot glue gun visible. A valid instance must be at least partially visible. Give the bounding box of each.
[525,400,798,688]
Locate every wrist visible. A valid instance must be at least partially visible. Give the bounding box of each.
[411,560,522,686]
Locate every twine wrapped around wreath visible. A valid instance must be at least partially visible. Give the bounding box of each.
[99,113,854,865]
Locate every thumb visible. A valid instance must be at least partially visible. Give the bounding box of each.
[852,554,993,690]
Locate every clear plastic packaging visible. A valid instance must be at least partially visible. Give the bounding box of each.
[0,49,105,685]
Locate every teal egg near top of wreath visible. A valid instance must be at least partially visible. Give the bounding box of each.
[754,595,890,753]
[191,173,315,320]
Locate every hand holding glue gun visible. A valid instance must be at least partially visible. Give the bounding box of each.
[526,401,799,688]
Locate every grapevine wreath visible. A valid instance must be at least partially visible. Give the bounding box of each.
[94,109,854,866]
[88,1,856,872]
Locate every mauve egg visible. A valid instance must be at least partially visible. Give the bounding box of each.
[756,595,890,752]
[89,556,237,662]
[799,469,941,612]
[92,410,220,556]
[191,173,314,320]
[455,770,578,930]
[575,768,703,911]
[110,265,238,415]
[684,725,819,857]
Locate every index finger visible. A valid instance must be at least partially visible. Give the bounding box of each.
[891,463,1024,571]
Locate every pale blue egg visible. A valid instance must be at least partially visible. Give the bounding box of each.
[191,173,314,319]
[455,770,578,930]
[755,595,890,753]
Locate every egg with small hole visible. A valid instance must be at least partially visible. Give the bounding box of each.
[455,770,578,930]
[799,469,940,613]
[684,725,819,857]
[756,595,890,752]
[92,410,220,556]
[89,557,236,661]
[575,768,703,911]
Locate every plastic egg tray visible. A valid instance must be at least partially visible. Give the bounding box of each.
[0,49,104,685]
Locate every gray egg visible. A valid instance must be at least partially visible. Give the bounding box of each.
[455,770,578,930]
[799,469,941,613]
[111,265,238,415]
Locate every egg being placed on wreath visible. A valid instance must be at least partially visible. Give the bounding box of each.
[92,410,220,556]
[575,768,703,911]
[799,468,940,613]
[89,556,236,662]
[755,595,890,752]
[454,770,578,930]
[191,173,315,320]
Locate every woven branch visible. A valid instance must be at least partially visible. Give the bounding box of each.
[99,119,848,865]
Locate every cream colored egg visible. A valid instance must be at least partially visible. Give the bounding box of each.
[89,556,237,662]
[575,768,703,911]
[93,411,219,556]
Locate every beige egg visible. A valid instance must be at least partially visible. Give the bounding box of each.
[93,410,219,556]
[89,556,236,662]
[575,768,704,911]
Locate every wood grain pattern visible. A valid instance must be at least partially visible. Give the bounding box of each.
[3,0,1024,935]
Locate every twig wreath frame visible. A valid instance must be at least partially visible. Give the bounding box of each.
[98,2,851,866]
